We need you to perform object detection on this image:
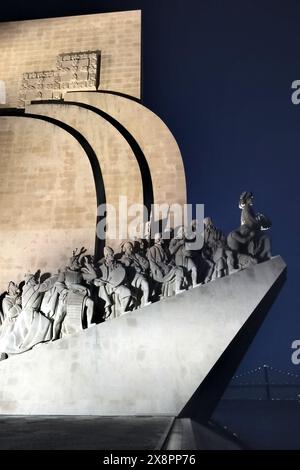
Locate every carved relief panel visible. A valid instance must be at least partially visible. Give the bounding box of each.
[18,51,101,107]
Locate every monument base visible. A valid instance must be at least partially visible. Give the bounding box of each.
[0,256,286,416]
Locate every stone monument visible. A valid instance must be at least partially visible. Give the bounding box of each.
[0,10,286,449]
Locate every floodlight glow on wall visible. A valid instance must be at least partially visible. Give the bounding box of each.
[0,81,6,104]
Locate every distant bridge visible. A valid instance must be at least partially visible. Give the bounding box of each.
[223,365,300,401]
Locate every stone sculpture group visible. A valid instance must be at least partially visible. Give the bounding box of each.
[0,191,272,360]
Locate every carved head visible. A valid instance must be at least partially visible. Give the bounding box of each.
[203,217,212,227]
[134,238,145,252]
[154,232,162,244]
[123,241,134,255]
[7,281,20,296]
[239,191,253,209]
[69,247,86,270]
[104,246,114,264]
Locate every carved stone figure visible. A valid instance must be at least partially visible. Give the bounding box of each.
[184,219,208,284]
[0,281,22,338]
[94,246,132,319]
[134,238,149,259]
[147,232,185,297]
[39,275,60,318]
[48,272,69,340]
[0,187,275,360]
[239,191,258,228]
[81,255,98,283]
[120,241,150,307]
[227,191,272,265]
[202,217,229,280]
[169,226,198,287]
[240,192,272,262]
[211,240,228,279]
[189,218,212,283]
[52,248,94,340]
[227,224,255,254]
[0,274,53,356]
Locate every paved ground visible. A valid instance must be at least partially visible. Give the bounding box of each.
[0,416,173,450]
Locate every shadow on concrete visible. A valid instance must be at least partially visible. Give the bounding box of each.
[179,263,287,423]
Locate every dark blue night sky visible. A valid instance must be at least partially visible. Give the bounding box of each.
[1,0,299,373]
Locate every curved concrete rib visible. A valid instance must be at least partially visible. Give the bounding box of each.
[65,91,187,216]
[0,115,97,292]
[0,256,286,415]
[26,102,144,250]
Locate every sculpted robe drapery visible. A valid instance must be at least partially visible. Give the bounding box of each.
[147,243,184,296]
[0,295,22,338]
[0,279,53,355]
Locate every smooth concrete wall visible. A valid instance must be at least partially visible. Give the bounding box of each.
[0,257,286,415]
[27,102,144,249]
[65,92,187,213]
[0,116,96,292]
[0,10,141,107]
